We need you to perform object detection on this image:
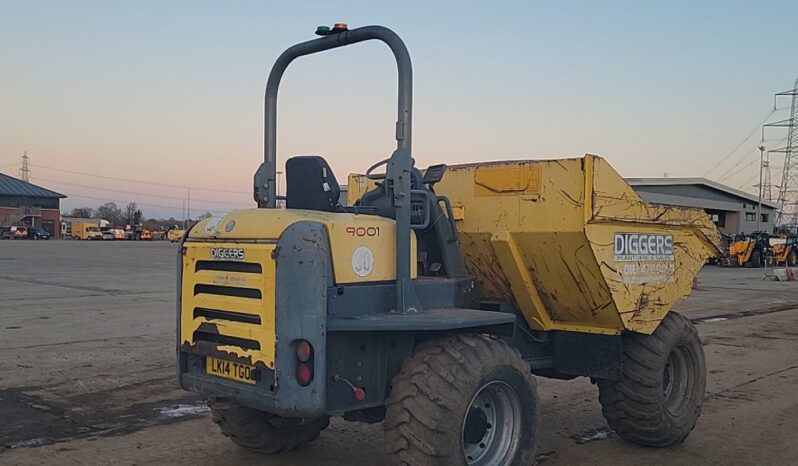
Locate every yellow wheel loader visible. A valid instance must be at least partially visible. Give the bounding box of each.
[177,24,721,465]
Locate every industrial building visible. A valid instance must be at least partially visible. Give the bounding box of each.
[0,172,66,237]
[627,177,777,236]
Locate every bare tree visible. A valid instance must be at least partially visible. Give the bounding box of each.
[95,202,123,225]
[124,203,139,225]
[69,207,94,218]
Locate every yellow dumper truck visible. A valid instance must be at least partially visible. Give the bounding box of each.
[177,25,721,465]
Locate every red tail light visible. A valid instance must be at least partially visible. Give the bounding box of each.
[296,363,313,386]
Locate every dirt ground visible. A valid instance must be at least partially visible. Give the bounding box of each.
[1,241,797,465]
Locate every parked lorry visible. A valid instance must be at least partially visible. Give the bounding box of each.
[176,25,721,465]
[71,222,102,240]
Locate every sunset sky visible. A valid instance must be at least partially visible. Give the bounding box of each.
[1,1,796,218]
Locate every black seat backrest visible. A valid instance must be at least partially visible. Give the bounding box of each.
[285,156,341,212]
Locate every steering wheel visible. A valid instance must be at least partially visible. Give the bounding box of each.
[366,158,390,180]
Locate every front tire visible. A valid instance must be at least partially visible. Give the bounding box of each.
[384,334,539,466]
[209,399,329,453]
[598,312,706,447]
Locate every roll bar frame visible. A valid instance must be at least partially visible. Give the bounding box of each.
[254,25,421,314]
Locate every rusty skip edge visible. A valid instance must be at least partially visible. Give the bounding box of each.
[583,154,722,257]
[589,201,722,258]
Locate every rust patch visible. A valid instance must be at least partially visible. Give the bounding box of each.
[180,341,272,372]
[196,322,220,334]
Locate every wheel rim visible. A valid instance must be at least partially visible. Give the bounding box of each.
[662,344,695,417]
[462,381,522,465]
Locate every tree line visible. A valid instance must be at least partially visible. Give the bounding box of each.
[66,202,213,230]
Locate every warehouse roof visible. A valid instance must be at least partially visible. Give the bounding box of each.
[0,172,66,198]
[625,177,779,210]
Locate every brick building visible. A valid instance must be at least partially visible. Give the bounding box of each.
[0,172,66,237]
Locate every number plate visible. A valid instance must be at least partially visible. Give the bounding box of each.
[206,357,256,385]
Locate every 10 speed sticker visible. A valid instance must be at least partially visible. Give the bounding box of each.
[351,246,375,277]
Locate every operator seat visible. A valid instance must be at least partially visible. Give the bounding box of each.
[285,156,341,212]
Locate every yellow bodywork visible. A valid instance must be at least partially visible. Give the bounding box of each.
[769,236,797,265]
[350,155,721,335]
[728,239,755,266]
[71,222,101,240]
[180,208,416,368]
[181,242,278,368]
[168,228,185,242]
[770,242,786,263]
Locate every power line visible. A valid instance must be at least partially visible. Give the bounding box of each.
[701,108,778,176]
[718,156,758,182]
[33,176,251,208]
[31,163,250,194]
[717,137,788,182]
[31,153,245,183]
[714,137,785,182]
[65,193,187,212]
[737,171,759,190]
[715,145,758,180]
[63,193,229,215]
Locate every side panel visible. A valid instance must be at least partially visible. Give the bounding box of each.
[552,331,622,380]
[324,218,417,284]
[178,221,333,417]
[589,157,721,334]
[272,221,332,416]
[325,331,414,415]
[586,223,705,334]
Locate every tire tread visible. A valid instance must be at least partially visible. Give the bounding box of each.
[209,400,329,454]
[384,334,539,465]
[598,312,706,447]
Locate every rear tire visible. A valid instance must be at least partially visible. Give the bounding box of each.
[598,312,705,447]
[384,334,539,466]
[209,398,329,453]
